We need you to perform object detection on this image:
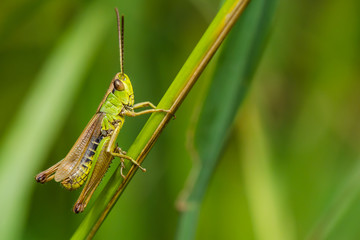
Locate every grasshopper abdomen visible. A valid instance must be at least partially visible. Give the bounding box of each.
[61,132,104,190]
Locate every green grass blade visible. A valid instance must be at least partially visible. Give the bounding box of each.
[72,0,250,238]
[239,105,295,240]
[0,1,116,239]
[306,161,360,239]
[175,0,278,239]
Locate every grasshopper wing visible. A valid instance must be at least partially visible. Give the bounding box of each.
[54,113,104,182]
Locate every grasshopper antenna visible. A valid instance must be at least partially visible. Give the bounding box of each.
[115,8,124,74]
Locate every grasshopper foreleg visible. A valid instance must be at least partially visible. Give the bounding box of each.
[132,101,157,110]
[124,108,171,117]
[126,101,175,118]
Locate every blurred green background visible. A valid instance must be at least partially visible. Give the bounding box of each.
[1,0,360,239]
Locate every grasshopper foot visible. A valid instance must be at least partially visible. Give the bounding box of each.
[120,159,126,179]
[163,109,176,120]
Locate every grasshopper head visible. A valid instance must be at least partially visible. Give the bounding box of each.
[112,72,134,106]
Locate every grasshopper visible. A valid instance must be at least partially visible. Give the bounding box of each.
[35,8,171,213]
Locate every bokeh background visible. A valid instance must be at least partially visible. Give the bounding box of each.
[1,0,360,239]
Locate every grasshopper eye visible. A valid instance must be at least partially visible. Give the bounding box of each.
[114,79,124,91]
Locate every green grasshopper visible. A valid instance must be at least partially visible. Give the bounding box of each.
[35,8,171,213]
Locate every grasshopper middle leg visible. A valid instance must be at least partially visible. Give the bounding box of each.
[106,125,146,178]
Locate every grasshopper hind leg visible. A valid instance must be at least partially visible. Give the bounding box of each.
[72,138,114,214]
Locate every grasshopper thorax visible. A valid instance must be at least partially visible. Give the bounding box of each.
[113,72,134,107]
